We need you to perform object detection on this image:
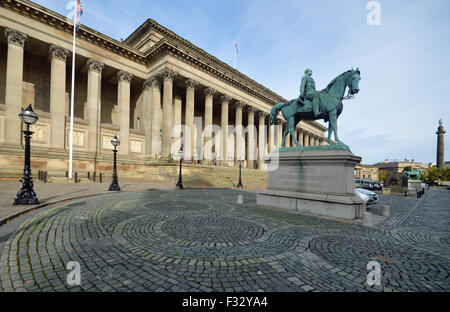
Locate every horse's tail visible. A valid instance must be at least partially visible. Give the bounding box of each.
[270,102,288,125]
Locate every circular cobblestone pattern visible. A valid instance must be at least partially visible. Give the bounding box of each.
[0,189,448,292]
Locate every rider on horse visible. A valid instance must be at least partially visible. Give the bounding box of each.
[298,68,320,117]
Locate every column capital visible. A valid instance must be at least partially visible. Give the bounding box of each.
[117,70,133,83]
[143,77,161,90]
[185,78,198,90]
[49,44,70,61]
[275,119,284,126]
[258,111,269,119]
[247,106,257,114]
[86,59,104,74]
[5,27,27,48]
[204,87,216,97]
[235,101,245,110]
[220,95,232,104]
[161,68,177,81]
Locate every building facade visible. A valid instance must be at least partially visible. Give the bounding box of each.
[0,0,328,178]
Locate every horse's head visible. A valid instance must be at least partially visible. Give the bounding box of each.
[347,68,361,95]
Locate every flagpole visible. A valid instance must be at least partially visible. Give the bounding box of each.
[69,6,77,179]
[233,43,236,69]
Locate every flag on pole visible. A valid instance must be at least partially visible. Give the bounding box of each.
[234,41,238,69]
[235,41,239,54]
[76,0,83,31]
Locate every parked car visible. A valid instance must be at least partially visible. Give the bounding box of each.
[447,185,450,190]
[362,181,375,190]
[355,179,362,187]
[355,188,379,205]
[372,182,382,191]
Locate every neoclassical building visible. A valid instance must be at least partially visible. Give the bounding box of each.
[0,0,328,178]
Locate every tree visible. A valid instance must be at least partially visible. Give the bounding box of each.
[378,170,387,184]
[421,167,449,184]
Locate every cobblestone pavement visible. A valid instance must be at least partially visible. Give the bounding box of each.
[0,188,448,292]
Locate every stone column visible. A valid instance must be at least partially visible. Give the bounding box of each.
[173,95,182,158]
[49,44,69,150]
[204,88,216,163]
[277,120,283,148]
[144,77,162,156]
[142,79,152,157]
[234,102,244,165]
[309,134,314,147]
[185,79,197,160]
[4,28,27,145]
[247,106,256,169]
[303,131,309,146]
[298,129,304,147]
[117,70,133,156]
[86,59,104,154]
[268,121,275,153]
[161,69,176,158]
[220,95,231,165]
[436,121,446,168]
[258,111,268,169]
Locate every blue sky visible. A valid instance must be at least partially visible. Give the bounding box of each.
[35,0,450,165]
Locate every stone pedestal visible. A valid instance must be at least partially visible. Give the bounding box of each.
[257,147,365,220]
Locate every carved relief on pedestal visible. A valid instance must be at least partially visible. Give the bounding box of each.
[130,139,144,154]
[66,130,86,148]
[30,124,48,143]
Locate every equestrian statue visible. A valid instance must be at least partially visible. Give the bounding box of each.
[270,68,361,149]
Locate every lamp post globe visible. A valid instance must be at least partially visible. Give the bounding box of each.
[176,144,184,189]
[14,104,39,205]
[109,135,121,191]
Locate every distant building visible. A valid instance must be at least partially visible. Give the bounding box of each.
[375,159,430,173]
[355,164,379,181]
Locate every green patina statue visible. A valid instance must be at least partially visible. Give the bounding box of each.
[270,68,361,149]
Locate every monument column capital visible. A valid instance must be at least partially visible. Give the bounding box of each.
[235,101,245,110]
[185,78,198,90]
[86,59,104,74]
[117,70,133,83]
[220,95,232,104]
[143,77,161,90]
[49,44,70,61]
[247,106,257,114]
[5,27,27,48]
[161,68,177,81]
[204,87,216,97]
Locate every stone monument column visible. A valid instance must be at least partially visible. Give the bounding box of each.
[49,44,69,150]
[220,95,231,165]
[234,102,244,166]
[161,69,176,158]
[142,79,152,157]
[4,28,27,145]
[247,106,256,169]
[436,120,446,168]
[258,111,268,169]
[203,88,216,162]
[298,129,304,147]
[268,121,275,153]
[117,70,133,156]
[86,59,104,154]
[303,132,309,146]
[276,120,283,148]
[185,79,197,160]
[173,95,182,158]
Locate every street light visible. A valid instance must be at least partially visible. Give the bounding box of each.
[109,135,121,191]
[237,157,244,189]
[14,104,39,205]
[176,144,184,189]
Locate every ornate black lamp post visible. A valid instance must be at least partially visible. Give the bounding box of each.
[109,135,121,191]
[176,144,184,189]
[14,105,39,205]
[237,158,244,189]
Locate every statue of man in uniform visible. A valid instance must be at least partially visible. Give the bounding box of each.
[299,68,320,117]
